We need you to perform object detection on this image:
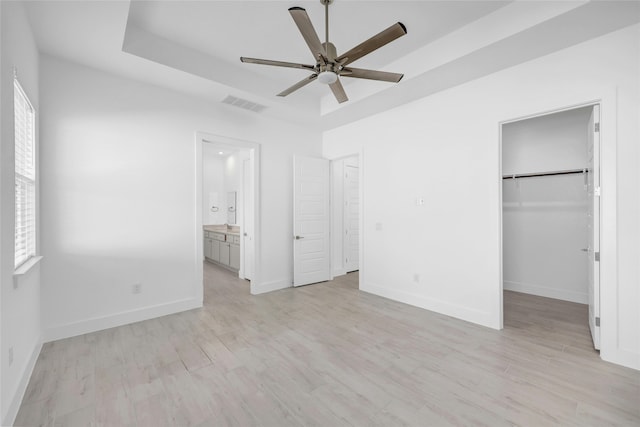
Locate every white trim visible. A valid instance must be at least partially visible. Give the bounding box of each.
[13,255,43,289]
[2,336,42,427]
[195,135,204,300]
[195,132,262,295]
[602,348,640,371]
[359,148,365,292]
[361,281,495,329]
[343,162,360,274]
[503,281,588,304]
[13,255,42,276]
[251,278,292,295]
[43,298,201,342]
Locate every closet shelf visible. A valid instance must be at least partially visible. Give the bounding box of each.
[502,168,588,180]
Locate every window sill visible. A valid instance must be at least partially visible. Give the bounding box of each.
[14,255,43,277]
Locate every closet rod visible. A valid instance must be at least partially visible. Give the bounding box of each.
[502,168,588,180]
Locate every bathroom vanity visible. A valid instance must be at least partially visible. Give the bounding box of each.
[203,225,240,272]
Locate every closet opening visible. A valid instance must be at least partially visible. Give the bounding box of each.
[501,104,600,351]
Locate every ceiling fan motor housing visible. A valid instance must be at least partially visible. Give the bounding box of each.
[322,42,338,61]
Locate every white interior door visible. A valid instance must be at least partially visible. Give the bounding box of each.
[293,155,331,287]
[242,157,254,280]
[587,105,601,349]
[344,164,359,272]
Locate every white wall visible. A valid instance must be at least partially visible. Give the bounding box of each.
[201,146,251,226]
[323,25,640,370]
[502,107,591,175]
[503,108,591,303]
[202,145,225,225]
[40,55,322,340]
[0,2,42,425]
[503,175,588,303]
[224,150,250,226]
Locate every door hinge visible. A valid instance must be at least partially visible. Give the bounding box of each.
[595,251,600,262]
[595,187,601,197]
[595,123,600,132]
[595,317,600,327]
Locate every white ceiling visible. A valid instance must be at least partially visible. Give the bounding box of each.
[126,1,509,94]
[203,140,248,157]
[23,1,640,130]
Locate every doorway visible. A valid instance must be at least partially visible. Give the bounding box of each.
[195,132,260,300]
[332,155,360,278]
[291,154,361,289]
[500,105,600,349]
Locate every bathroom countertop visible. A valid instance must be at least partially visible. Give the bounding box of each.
[204,225,240,236]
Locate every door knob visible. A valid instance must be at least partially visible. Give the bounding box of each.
[581,248,590,252]
[295,235,304,240]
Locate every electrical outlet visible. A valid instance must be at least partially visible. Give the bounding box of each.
[8,347,14,366]
[375,222,383,231]
[413,274,420,283]
[132,283,142,294]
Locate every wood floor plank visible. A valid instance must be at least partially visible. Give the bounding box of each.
[15,265,640,427]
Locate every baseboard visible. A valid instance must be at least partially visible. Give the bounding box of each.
[361,281,497,329]
[332,268,347,278]
[503,280,588,304]
[601,346,640,371]
[251,278,292,295]
[3,335,43,427]
[43,297,202,342]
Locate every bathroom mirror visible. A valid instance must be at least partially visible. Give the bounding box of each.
[227,191,237,224]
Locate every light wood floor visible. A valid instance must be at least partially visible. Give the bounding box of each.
[16,263,640,426]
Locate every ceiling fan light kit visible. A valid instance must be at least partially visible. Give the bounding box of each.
[240,0,407,104]
[318,71,338,84]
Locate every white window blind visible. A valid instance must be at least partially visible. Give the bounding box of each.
[14,78,36,269]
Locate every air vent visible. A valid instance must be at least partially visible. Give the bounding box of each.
[221,95,267,113]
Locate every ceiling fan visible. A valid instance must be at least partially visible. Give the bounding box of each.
[240,0,407,104]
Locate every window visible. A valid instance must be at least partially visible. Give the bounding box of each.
[14,78,36,269]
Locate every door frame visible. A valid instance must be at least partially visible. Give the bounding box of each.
[195,131,261,298]
[497,94,617,362]
[241,157,254,280]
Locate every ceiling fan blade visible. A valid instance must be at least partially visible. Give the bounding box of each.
[341,67,403,83]
[240,57,316,71]
[288,7,327,61]
[329,79,348,104]
[277,74,318,97]
[336,22,407,66]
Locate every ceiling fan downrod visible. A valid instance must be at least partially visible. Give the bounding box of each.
[323,0,331,51]
[317,0,337,84]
